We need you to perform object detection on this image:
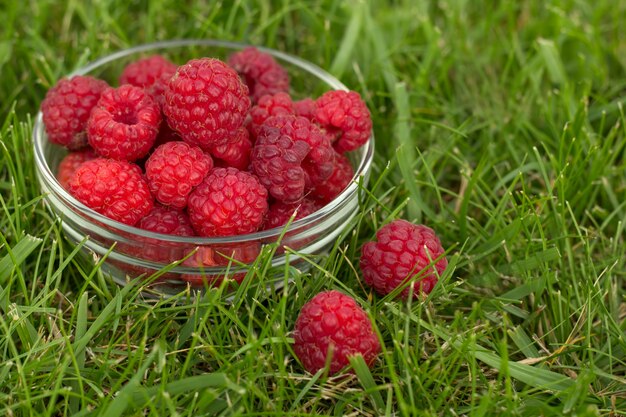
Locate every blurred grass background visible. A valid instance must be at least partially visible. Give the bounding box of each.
[0,1,625,416]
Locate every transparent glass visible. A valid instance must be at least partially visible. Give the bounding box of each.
[33,39,374,295]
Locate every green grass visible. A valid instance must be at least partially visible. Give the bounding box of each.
[1,1,625,415]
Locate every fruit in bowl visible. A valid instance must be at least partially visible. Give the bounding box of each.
[33,40,374,294]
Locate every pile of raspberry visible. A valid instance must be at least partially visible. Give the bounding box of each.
[43,48,372,240]
[43,47,450,378]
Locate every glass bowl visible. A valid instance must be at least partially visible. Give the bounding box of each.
[33,39,374,295]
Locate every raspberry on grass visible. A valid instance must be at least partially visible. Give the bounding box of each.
[56,148,97,190]
[67,158,153,226]
[248,92,295,139]
[263,198,322,230]
[293,290,380,375]
[163,58,251,150]
[87,84,161,161]
[360,220,448,298]
[228,47,290,102]
[187,167,268,236]
[210,127,252,170]
[314,90,372,153]
[119,55,177,89]
[145,141,213,209]
[41,75,109,149]
[312,152,354,203]
[138,205,195,236]
[250,115,334,203]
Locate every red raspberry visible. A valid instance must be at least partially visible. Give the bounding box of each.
[312,152,354,203]
[56,148,97,190]
[183,244,255,286]
[314,90,372,153]
[148,70,176,110]
[360,220,447,298]
[163,58,251,150]
[138,205,195,236]
[228,47,290,103]
[68,158,153,226]
[293,290,380,375]
[41,76,109,149]
[250,127,308,203]
[251,115,334,203]
[210,127,252,170]
[181,243,260,286]
[87,84,161,161]
[293,98,317,120]
[187,167,268,236]
[131,205,195,268]
[145,141,213,209]
[248,92,294,139]
[263,198,322,230]
[119,55,177,89]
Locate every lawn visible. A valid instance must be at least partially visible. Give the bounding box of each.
[1,1,625,416]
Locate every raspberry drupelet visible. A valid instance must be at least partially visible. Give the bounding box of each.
[360,220,447,298]
[41,75,109,149]
[293,290,380,375]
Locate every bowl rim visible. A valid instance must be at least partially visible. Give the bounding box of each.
[33,38,375,245]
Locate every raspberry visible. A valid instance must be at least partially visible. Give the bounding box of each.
[163,58,250,150]
[187,167,268,236]
[293,98,317,120]
[68,158,153,226]
[41,76,109,149]
[248,92,294,139]
[87,84,161,161]
[228,47,290,103]
[56,148,97,190]
[145,141,213,209]
[250,115,334,203]
[138,205,195,236]
[119,55,177,89]
[263,198,322,230]
[360,220,447,298]
[312,152,354,203]
[210,127,252,170]
[148,70,176,110]
[250,128,308,203]
[132,205,195,267]
[293,290,380,375]
[181,243,260,287]
[314,90,372,153]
